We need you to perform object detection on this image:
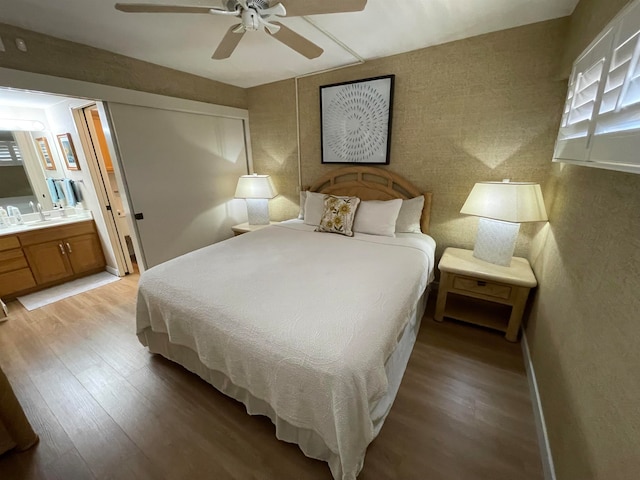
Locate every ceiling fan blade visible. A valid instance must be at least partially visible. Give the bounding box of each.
[276,0,367,17]
[257,15,280,34]
[115,3,222,14]
[260,3,286,17]
[212,24,246,59]
[268,22,322,59]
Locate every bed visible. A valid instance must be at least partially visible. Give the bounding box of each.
[136,167,436,479]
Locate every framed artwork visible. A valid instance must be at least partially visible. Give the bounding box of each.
[56,133,80,170]
[35,137,56,170]
[320,74,395,164]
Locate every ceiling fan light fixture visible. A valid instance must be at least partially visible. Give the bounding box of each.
[241,8,260,30]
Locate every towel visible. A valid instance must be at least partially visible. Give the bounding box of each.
[46,178,60,203]
[54,181,66,205]
[62,179,77,207]
[71,180,83,203]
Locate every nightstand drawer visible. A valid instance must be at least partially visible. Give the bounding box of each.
[453,275,512,299]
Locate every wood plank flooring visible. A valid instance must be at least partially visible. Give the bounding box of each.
[0,274,544,479]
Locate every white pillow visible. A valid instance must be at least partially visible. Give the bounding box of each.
[304,191,328,226]
[353,199,402,237]
[395,196,424,233]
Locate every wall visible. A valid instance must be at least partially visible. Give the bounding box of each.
[248,79,300,220]
[527,0,640,479]
[248,19,569,260]
[0,22,247,109]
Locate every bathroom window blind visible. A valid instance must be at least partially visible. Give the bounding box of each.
[0,139,22,164]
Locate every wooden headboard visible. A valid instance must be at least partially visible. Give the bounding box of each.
[307,166,433,234]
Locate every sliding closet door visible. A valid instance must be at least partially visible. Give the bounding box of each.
[106,103,249,268]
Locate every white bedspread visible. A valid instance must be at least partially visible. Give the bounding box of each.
[136,221,435,479]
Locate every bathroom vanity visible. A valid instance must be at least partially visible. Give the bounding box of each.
[0,214,105,300]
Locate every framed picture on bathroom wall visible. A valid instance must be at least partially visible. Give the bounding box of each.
[56,133,80,170]
[35,137,56,170]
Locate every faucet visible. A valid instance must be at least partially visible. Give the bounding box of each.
[36,203,47,221]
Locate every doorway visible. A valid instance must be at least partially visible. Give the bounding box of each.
[1,68,253,272]
[0,88,129,278]
[76,104,136,274]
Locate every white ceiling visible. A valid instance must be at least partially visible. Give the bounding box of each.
[0,0,579,88]
[0,88,69,108]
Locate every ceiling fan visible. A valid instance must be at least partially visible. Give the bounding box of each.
[114,0,368,60]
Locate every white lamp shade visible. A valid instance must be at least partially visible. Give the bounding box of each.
[234,174,278,199]
[460,182,548,223]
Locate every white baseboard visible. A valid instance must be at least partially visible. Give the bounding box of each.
[105,265,121,277]
[521,331,556,480]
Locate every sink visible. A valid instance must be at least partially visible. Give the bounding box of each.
[24,218,68,226]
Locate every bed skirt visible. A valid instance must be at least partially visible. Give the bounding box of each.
[137,288,429,479]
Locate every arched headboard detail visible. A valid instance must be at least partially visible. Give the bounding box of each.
[307,166,433,234]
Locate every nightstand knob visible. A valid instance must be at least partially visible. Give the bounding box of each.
[477,280,487,286]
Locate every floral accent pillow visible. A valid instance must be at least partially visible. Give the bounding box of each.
[315,195,361,237]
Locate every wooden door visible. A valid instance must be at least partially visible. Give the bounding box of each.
[65,234,106,274]
[23,241,73,285]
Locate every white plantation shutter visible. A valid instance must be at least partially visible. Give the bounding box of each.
[589,1,640,169]
[554,0,640,173]
[555,29,613,161]
[0,132,23,165]
[597,2,640,133]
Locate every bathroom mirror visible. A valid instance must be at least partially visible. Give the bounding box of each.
[0,130,55,212]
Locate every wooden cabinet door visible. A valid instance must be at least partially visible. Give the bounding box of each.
[24,241,73,285]
[65,234,106,274]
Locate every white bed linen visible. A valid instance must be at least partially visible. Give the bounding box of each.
[136,220,436,479]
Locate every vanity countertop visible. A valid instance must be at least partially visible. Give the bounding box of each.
[0,211,94,238]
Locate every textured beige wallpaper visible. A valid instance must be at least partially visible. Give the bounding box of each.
[527,0,640,479]
[248,79,300,220]
[0,23,247,109]
[249,19,568,260]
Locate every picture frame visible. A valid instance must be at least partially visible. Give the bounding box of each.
[34,137,56,170]
[320,74,395,164]
[56,133,80,170]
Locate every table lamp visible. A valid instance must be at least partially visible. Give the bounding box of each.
[234,174,278,225]
[460,180,548,266]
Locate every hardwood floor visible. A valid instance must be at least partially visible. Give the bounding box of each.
[0,274,544,479]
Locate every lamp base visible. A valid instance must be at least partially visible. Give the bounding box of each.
[472,217,520,266]
[246,199,270,225]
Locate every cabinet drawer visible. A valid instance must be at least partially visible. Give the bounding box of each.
[453,275,512,300]
[19,221,96,246]
[0,268,36,298]
[0,249,28,274]
[0,236,20,252]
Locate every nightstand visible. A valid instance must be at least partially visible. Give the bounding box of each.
[231,222,279,236]
[434,247,537,342]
